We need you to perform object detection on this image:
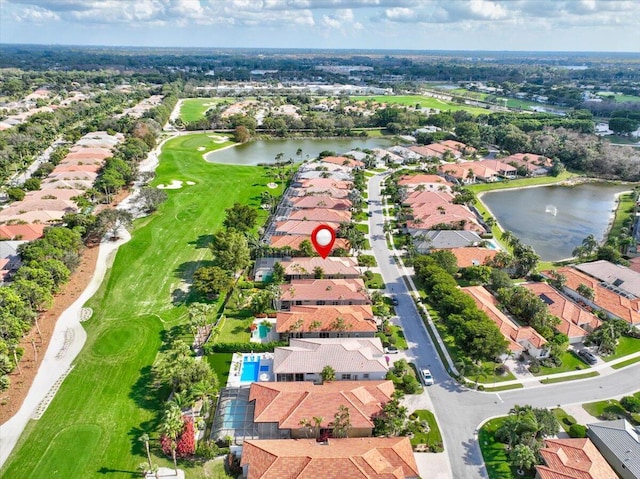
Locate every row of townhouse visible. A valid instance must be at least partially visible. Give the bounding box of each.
[438,153,554,184]
[221,153,419,479]
[0,131,123,282]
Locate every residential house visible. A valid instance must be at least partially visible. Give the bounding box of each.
[319,156,364,169]
[403,190,455,208]
[575,260,640,299]
[274,220,341,237]
[410,230,483,253]
[462,286,548,358]
[536,438,619,479]
[278,278,370,310]
[240,437,419,479]
[387,145,423,162]
[398,174,453,192]
[438,162,500,183]
[440,140,477,156]
[249,380,394,438]
[269,235,349,254]
[278,257,361,280]
[544,267,640,327]
[296,178,352,190]
[287,208,351,224]
[409,143,462,161]
[588,420,640,479]
[446,247,497,268]
[290,187,350,199]
[0,224,47,241]
[273,337,388,382]
[0,240,25,282]
[503,153,553,176]
[276,305,377,339]
[289,195,352,211]
[406,204,485,235]
[475,159,518,179]
[522,282,601,343]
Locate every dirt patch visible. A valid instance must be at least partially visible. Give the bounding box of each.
[0,245,99,424]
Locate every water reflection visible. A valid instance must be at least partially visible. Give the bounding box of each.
[480,183,629,261]
[204,138,391,165]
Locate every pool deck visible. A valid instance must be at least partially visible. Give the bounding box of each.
[227,352,275,388]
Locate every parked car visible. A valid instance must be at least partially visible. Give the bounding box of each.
[421,369,434,386]
[578,349,598,365]
[384,346,399,354]
[367,211,373,217]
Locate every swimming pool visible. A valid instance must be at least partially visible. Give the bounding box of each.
[240,360,260,382]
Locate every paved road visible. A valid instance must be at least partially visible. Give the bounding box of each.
[367,172,640,479]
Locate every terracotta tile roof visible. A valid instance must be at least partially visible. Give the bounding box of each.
[287,208,352,223]
[241,437,418,479]
[0,210,65,223]
[462,286,547,351]
[64,148,112,161]
[407,208,485,234]
[273,337,387,375]
[398,174,453,189]
[275,220,341,237]
[575,260,640,298]
[0,224,46,241]
[24,189,85,202]
[280,256,360,278]
[403,190,455,207]
[290,195,352,210]
[522,282,601,338]
[293,187,351,198]
[440,140,477,153]
[546,267,640,326]
[249,380,394,430]
[444,161,499,180]
[298,178,352,190]
[536,438,618,479]
[475,159,517,174]
[503,153,553,171]
[276,305,376,333]
[280,278,369,303]
[0,199,78,218]
[47,171,98,181]
[445,247,497,268]
[269,235,349,252]
[52,164,101,174]
[320,156,364,168]
[40,179,94,190]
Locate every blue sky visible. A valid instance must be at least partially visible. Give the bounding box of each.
[1,0,638,52]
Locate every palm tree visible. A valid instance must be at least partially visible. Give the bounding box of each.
[161,403,184,476]
[139,433,153,473]
[298,418,313,438]
[312,416,324,439]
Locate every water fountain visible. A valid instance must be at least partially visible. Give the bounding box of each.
[545,204,557,216]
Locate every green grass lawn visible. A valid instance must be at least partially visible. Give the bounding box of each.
[0,133,283,478]
[356,223,369,234]
[409,410,443,450]
[551,408,578,433]
[608,191,637,239]
[483,384,524,392]
[206,352,233,387]
[349,95,490,115]
[583,399,628,420]
[534,351,588,375]
[604,335,640,361]
[612,355,640,369]
[597,93,640,103]
[365,272,385,289]
[479,417,534,479]
[540,371,599,384]
[179,97,230,122]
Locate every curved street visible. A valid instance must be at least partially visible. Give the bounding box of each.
[366,172,640,479]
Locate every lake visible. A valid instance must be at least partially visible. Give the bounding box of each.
[204,138,391,165]
[480,183,630,261]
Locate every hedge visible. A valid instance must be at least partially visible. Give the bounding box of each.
[203,341,287,354]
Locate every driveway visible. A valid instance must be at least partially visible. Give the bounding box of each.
[366,172,640,479]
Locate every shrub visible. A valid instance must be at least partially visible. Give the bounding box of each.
[176,417,196,457]
[203,341,287,354]
[621,396,640,413]
[563,415,577,426]
[528,363,540,374]
[477,385,485,391]
[568,424,587,438]
[195,440,229,459]
[601,411,620,420]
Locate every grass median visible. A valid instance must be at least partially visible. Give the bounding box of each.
[1,133,282,478]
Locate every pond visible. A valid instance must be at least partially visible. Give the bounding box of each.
[479,183,630,261]
[204,137,391,165]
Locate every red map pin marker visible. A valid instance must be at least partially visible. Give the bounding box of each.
[311,224,336,259]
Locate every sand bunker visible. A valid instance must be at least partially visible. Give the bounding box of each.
[197,146,206,151]
[267,182,278,189]
[208,135,230,144]
[157,180,183,189]
[186,181,196,185]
